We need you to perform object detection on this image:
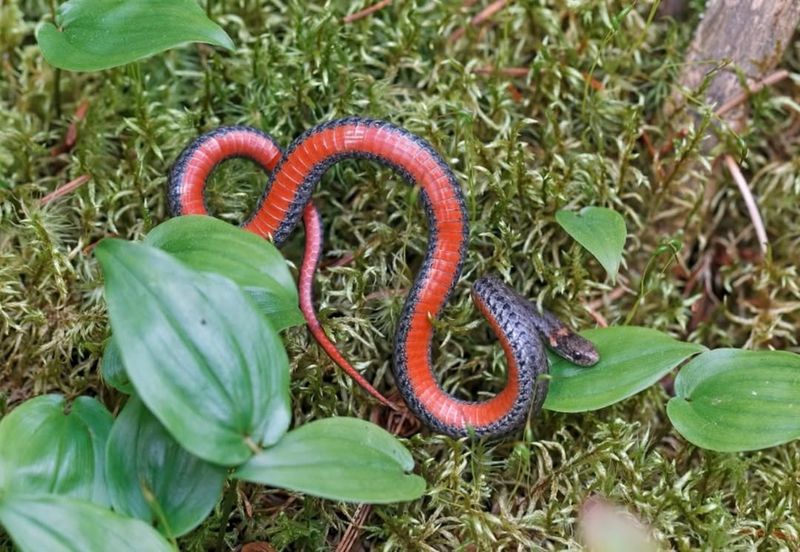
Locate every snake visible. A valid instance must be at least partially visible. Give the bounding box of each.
[168,117,599,438]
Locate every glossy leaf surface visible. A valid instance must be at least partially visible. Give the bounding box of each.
[101,337,133,394]
[145,216,303,331]
[105,396,226,538]
[0,495,172,552]
[96,239,291,466]
[545,327,705,412]
[0,395,112,505]
[556,207,626,281]
[668,348,800,451]
[234,417,426,503]
[37,0,234,71]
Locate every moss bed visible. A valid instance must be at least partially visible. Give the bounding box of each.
[2,0,800,549]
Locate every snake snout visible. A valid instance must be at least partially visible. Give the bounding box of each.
[554,332,600,366]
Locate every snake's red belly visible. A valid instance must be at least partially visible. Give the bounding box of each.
[169,117,590,437]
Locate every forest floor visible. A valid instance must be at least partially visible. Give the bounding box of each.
[2,1,800,550]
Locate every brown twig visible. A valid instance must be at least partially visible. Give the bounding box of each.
[472,66,529,78]
[506,83,523,102]
[715,69,790,118]
[583,303,608,328]
[242,543,277,552]
[583,71,604,91]
[681,250,712,298]
[321,251,356,269]
[335,503,374,552]
[343,0,392,23]
[448,0,507,43]
[364,288,408,302]
[723,155,768,254]
[51,99,90,156]
[320,237,382,269]
[584,285,628,312]
[40,174,91,205]
[82,233,118,255]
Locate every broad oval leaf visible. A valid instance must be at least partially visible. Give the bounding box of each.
[101,337,133,394]
[556,207,626,281]
[234,417,426,504]
[0,495,172,552]
[544,326,705,412]
[106,396,226,538]
[0,395,112,505]
[36,0,234,72]
[145,216,303,331]
[667,349,800,452]
[96,239,291,466]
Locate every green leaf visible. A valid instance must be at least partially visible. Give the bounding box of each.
[234,417,426,504]
[0,495,173,552]
[36,0,234,72]
[145,216,304,331]
[96,239,291,466]
[101,337,133,394]
[556,207,626,281]
[667,349,800,452]
[105,396,226,538]
[0,395,112,505]
[544,327,705,412]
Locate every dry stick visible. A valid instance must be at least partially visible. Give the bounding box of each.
[665,70,789,257]
[472,66,529,77]
[448,0,508,43]
[335,503,373,552]
[364,287,408,302]
[51,99,90,156]
[723,155,768,254]
[653,71,788,257]
[343,0,392,23]
[40,174,91,205]
[710,70,790,257]
[657,0,799,246]
[715,69,790,118]
[583,303,609,328]
[584,285,628,313]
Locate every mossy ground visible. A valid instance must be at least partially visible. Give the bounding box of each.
[2,0,800,550]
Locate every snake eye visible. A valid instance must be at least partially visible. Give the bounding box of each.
[576,346,600,366]
[575,340,600,366]
[555,333,600,366]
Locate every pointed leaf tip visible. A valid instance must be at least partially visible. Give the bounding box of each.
[545,326,705,412]
[556,207,626,282]
[36,0,234,71]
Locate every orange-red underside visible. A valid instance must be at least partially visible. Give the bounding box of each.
[176,123,521,432]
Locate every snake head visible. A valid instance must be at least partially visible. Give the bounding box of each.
[549,329,600,366]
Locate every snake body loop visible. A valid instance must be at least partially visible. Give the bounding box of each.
[168,117,598,437]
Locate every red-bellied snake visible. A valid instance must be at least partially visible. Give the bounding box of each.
[168,117,599,437]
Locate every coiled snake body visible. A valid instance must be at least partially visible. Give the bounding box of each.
[169,117,598,437]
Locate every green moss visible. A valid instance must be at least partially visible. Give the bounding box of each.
[2,0,800,549]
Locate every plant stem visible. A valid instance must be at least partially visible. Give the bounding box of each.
[142,484,178,549]
[216,481,238,551]
[48,0,61,119]
[53,68,62,119]
[624,239,681,325]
